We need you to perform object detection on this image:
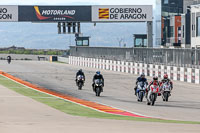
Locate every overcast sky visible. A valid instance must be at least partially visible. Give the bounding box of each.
[1,0,155,6]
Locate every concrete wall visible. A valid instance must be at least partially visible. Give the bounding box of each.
[69,56,200,84]
[58,57,69,63]
[70,46,134,61]
[0,54,51,61]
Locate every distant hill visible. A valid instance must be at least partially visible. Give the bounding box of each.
[0,22,146,49]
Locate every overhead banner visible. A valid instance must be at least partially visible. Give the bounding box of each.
[0,6,18,22]
[19,6,91,22]
[92,5,153,22]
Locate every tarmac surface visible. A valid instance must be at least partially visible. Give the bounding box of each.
[1,85,200,133]
[0,60,200,122]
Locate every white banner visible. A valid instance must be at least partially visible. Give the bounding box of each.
[92,5,152,22]
[0,6,18,22]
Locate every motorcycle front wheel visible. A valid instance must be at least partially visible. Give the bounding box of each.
[95,87,101,97]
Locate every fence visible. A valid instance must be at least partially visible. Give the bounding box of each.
[69,56,200,84]
[70,46,200,68]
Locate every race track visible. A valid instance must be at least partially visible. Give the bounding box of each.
[0,60,200,121]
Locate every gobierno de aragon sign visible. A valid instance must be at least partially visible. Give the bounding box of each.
[92,5,153,22]
[0,6,18,22]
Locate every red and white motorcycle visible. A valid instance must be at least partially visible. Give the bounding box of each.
[147,84,160,106]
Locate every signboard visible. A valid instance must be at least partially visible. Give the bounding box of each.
[19,6,91,22]
[0,6,18,22]
[92,5,153,22]
[0,5,153,22]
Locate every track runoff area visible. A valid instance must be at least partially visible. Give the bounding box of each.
[0,60,200,124]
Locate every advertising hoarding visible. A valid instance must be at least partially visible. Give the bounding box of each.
[92,5,153,22]
[19,6,91,22]
[0,6,18,22]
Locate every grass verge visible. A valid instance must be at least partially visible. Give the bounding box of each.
[0,75,199,124]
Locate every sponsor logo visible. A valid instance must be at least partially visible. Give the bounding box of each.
[99,8,109,19]
[0,8,12,20]
[98,7,148,20]
[34,6,75,21]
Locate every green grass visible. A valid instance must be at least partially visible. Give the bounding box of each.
[0,75,200,124]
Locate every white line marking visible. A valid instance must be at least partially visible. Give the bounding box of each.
[0,75,125,116]
[0,74,162,119]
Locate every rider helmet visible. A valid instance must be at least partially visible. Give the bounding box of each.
[141,73,145,78]
[164,74,168,79]
[96,71,100,75]
[153,76,158,81]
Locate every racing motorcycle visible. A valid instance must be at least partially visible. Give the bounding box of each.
[136,81,147,102]
[76,75,85,90]
[7,56,11,64]
[94,79,103,97]
[161,81,172,102]
[147,84,160,106]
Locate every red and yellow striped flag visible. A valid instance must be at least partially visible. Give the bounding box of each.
[99,8,109,19]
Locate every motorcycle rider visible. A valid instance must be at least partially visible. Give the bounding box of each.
[134,73,148,95]
[147,76,161,97]
[7,55,11,64]
[161,74,173,90]
[92,71,104,92]
[75,69,85,85]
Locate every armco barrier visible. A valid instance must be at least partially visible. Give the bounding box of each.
[69,56,200,84]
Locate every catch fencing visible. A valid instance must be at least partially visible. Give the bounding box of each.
[70,46,200,69]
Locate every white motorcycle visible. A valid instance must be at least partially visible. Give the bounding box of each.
[161,81,172,102]
[136,82,147,102]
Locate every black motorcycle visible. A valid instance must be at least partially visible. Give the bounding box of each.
[7,56,11,64]
[94,79,103,96]
[76,75,85,90]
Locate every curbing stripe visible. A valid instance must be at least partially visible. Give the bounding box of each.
[0,71,151,119]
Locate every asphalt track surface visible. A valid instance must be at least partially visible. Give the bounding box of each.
[0,60,200,122]
[1,85,200,133]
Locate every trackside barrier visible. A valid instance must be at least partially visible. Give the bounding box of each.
[135,63,138,75]
[121,61,125,73]
[195,69,200,84]
[126,62,129,73]
[130,62,133,74]
[173,67,178,81]
[139,63,143,75]
[149,64,153,77]
[180,67,184,82]
[187,68,192,83]
[69,56,200,84]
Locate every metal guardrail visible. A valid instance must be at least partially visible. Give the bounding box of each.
[70,46,200,69]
